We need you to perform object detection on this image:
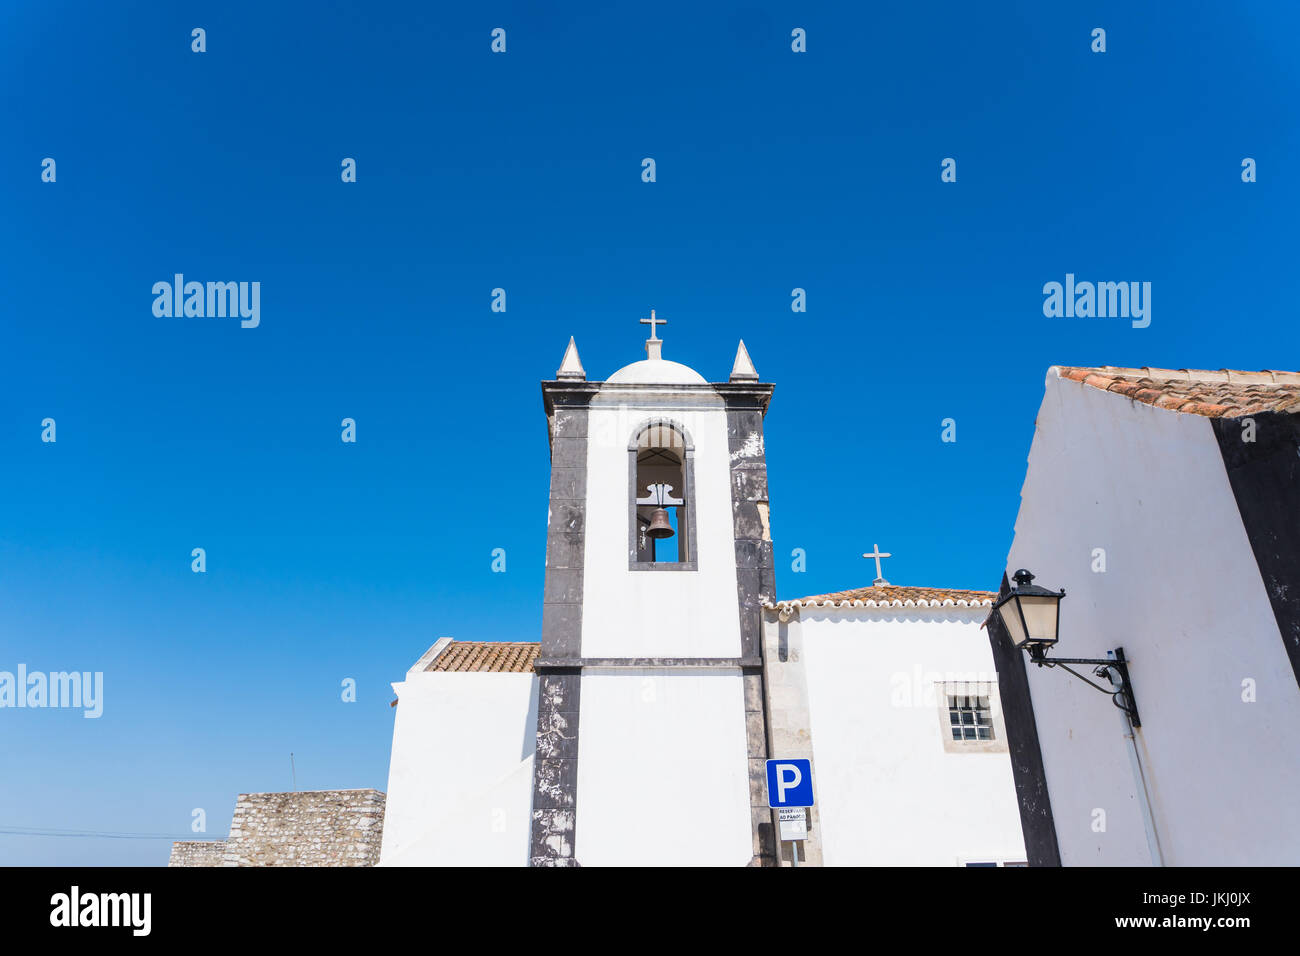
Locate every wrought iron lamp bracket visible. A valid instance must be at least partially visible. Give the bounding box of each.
[1028,647,1141,728]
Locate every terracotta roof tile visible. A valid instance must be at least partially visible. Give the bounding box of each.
[426,641,540,673]
[1056,366,1300,418]
[768,584,996,610]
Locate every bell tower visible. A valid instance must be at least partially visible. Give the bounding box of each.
[529,318,777,866]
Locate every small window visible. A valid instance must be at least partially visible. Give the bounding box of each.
[938,682,1008,754]
[948,694,994,742]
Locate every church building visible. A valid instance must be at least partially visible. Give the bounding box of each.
[762,580,1026,866]
[379,320,1026,866]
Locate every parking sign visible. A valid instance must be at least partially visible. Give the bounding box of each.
[765,758,814,808]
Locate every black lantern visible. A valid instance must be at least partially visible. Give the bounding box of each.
[992,568,1140,727]
[992,569,1065,661]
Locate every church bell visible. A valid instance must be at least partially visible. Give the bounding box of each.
[646,507,675,539]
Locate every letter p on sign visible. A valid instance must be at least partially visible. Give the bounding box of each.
[766,758,814,808]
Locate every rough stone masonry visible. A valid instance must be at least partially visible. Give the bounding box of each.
[168,789,385,867]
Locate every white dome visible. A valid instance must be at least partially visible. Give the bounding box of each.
[606,358,708,385]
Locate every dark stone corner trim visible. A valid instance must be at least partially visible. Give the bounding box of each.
[987,572,1062,867]
[1211,412,1300,692]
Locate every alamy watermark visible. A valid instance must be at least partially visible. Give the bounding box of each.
[889,667,1000,710]
[0,665,103,718]
[1043,273,1150,328]
[50,886,150,936]
[152,274,260,328]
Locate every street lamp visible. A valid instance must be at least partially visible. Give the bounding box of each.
[993,568,1140,727]
[992,569,1064,661]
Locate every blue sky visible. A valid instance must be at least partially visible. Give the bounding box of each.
[1,1,1296,864]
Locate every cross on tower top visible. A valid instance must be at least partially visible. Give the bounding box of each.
[640,309,666,340]
[640,309,666,360]
[863,543,892,586]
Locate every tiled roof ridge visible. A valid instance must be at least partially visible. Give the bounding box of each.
[1054,366,1300,418]
[425,640,540,673]
[767,584,997,610]
[440,640,538,645]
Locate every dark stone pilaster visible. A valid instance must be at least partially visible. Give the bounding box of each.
[1210,411,1300,691]
[530,383,595,866]
[987,573,1062,867]
[742,664,776,864]
[530,669,581,865]
[719,383,778,865]
[725,409,774,662]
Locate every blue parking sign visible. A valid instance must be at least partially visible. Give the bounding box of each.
[765,758,814,808]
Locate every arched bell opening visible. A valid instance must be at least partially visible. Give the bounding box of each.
[628,420,697,569]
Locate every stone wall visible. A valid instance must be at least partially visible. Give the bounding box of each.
[168,840,228,867]
[168,789,386,867]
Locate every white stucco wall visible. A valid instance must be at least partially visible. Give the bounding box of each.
[795,606,1027,866]
[575,668,753,866]
[1008,370,1300,865]
[580,390,741,658]
[379,671,537,866]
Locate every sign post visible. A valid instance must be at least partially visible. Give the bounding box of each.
[765,758,814,867]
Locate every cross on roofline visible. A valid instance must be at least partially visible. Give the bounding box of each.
[863,544,892,586]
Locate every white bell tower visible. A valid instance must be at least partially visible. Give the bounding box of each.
[530,315,777,865]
